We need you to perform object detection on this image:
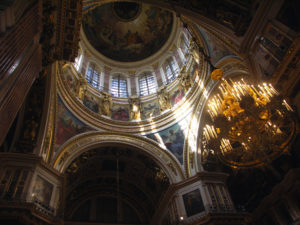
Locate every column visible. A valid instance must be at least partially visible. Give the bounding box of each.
[152,62,163,87]
[129,71,137,96]
[103,66,111,93]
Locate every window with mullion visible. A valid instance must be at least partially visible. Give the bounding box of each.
[86,63,100,89]
[91,71,99,89]
[139,72,156,96]
[111,75,128,98]
[164,57,179,84]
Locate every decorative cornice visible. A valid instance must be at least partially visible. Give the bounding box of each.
[57,57,205,134]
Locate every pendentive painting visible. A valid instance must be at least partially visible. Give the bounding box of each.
[82,2,174,62]
[183,189,205,217]
[55,98,92,151]
[32,175,54,206]
[198,27,234,65]
[159,123,185,164]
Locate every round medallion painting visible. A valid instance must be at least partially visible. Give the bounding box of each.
[82,2,174,62]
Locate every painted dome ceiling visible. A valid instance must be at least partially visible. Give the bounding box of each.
[82,2,174,62]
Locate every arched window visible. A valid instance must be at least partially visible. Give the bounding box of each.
[139,72,156,96]
[111,74,128,98]
[180,34,190,64]
[86,63,101,89]
[163,57,179,84]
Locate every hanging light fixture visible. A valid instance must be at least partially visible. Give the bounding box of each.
[174,12,296,169]
[202,75,296,169]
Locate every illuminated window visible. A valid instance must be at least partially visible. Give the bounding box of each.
[86,63,101,89]
[111,74,128,98]
[139,72,156,96]
[163,57,179,84]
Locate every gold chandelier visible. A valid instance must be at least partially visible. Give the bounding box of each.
[202,77,295,169]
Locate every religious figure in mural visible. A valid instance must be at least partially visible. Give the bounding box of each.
[160,123,185,164]
[100,91,112,117]
[55,98,90,150]
[111,105,129,121]
[141,102,160,119]
[82,3,173,62]
[171,88,185,106]
[129,96,141,120]
[32,176,54,206]
[157,86,171,112]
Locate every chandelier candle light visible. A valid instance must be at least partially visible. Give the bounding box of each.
[202,76,295,169]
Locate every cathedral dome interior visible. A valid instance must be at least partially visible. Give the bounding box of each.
[82,2,174,62]
[0,0,300,225]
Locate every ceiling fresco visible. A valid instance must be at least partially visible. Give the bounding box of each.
[82,2,174,62]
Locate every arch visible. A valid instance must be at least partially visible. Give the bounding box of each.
[53,131,185,183]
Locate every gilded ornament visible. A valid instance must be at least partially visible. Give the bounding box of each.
[157,86,171,112]
[210,68,224,80]
[129,96,141,120]
[179,65,193,92]
[77,76,87,101]
[189,39,200,64]
[100,92,112,117]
